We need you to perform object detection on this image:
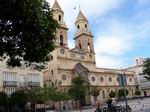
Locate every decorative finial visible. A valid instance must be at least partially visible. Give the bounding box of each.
[74,5,81,11]
[78,6,81,10]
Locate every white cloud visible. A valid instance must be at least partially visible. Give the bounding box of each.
[47,0,150,68]
[95,36,130,56]
[94,19,134,68]
[96,55,124,68]
[48,0,129,68]
[94,11,150,68]
[47,0,124,31]
[94,35,132,68]
[95,19,134,55]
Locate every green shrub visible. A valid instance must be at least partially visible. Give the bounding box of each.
[109,91,116,98]
[118,89,129,97]
[135,90,141,96]
[0,92,8,106]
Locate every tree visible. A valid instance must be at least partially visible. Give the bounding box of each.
[118,89,129,98]
[10,90,28,107]
[44,80,70,111]
[27,80,70,111]
[51,90,70,111]
[0,0,59,69]
[69,76,86,111]
[109,91,116,98]
[0,92,8,106]
[28,87,47,112]
[44,79,63,101]
[89,87,99,102]
[143,58,150,80]
[135,90,141,96]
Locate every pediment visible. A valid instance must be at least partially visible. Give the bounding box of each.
[73,63,89,83]
[73,63,89,74]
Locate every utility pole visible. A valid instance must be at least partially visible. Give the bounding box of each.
[121,71,128,112]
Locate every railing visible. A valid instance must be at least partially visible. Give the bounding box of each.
[28,82,40,87]
[3,81,17,87]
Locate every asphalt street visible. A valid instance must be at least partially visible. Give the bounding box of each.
[70,97,150,112]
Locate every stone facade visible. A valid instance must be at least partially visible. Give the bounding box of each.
[43,0,136,104]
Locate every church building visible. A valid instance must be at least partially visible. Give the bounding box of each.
[43,0,136,105]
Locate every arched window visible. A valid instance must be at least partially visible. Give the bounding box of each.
[100,77,104,82]
[91,76,96,82]
[79,43,82,49]
[130,78,132,82]
[87,42,91,52]
[132,89,134,95]
[89,54,92,59]
[85,24,87,28]
[102,90,105,99]
[117,77,119,82]
[58,15,61,22]
[60,35,63,46]
[62,74,67,80]
[77,25,80,29]
[51,70,53,75]
[109,77,112,82]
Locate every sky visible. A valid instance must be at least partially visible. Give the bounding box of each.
[48,0,150,69]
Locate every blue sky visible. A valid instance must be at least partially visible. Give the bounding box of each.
[48,0,150,68]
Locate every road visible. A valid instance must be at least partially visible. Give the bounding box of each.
[71,108,150,112]
[70,97,150,112]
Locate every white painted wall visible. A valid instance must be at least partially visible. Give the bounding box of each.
[0,61,43,94]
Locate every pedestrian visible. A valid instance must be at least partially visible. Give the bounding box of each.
[106,99,112,110]
[112,98,116,106]
[95,102,102,112]
[63,105,66,110]
[52,104,55,112]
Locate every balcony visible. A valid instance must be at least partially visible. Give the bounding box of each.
[3,81,17,87]
[28,82,40,87]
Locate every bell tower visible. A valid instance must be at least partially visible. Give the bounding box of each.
[52,0,68,48]
[74,10,94,53]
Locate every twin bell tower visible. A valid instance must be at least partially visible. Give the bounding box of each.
[52,0,94,54]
